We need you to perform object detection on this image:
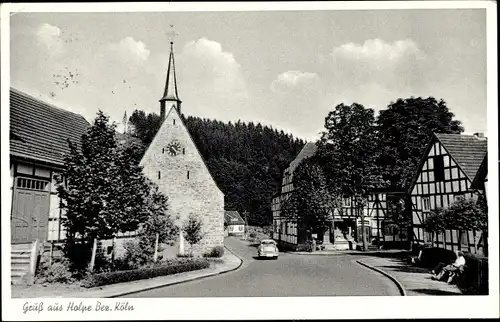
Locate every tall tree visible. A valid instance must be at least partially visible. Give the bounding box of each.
[281,156,341,241]
[57,111,168,244]
[317,103,386,250]
[376,97,464,190]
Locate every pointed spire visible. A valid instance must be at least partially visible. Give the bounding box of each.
[161,42,180,102]
[160,40,182,120]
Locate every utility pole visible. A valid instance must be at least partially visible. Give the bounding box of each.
[361,203,367,251]
[243,211,248,240]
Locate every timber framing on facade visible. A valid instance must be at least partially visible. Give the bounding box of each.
[271,142,408,250]
[9,88,90,245]
[409,132,487,254]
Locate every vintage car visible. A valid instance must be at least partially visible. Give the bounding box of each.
[257,239,279,259]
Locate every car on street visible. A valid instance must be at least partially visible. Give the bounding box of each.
[257,239,279,259]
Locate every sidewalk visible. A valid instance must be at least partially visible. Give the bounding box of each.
[357,256,462,296]
[290,249,407,256]
[11,247,242,298]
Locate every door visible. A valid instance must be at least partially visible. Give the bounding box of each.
[357,226,372,244]
[11,177,50,244]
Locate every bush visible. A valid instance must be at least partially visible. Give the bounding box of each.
[249,232,256,238]
[457,253,488,295]
[177,253,194,258]
[36,258,75,284]
[63,241,93,278]
[81,259,210,288]
[203,246,225,258]
[121,238,163,269]
[417,247,456,268]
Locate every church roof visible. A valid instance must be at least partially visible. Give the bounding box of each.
[10,88,90,167]
[160,42,180,102]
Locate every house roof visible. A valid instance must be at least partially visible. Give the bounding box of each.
[287,141,318,173]
[435,133,488,181]
[10,88,90,166]
[408,133,488,193]
[471,153,488,189]
[224,211,245,225]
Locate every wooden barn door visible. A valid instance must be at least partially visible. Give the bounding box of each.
[11,177,50,244]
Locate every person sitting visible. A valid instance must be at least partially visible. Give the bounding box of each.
[431,251,466,283]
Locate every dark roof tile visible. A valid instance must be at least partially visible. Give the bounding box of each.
[224,211,245,225]
[10,88,90,166]
[435,133,488,181]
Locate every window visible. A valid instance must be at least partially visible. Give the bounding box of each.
[433,155,445,181]
[158,171,161,179]
[16,178,49,191]
[173,119,176,125]
[162,148,165,154]
[343,197,351,207]
[182,148,185,155]
[187,171,190,179]
[238,226,243,232]
[422,197,431,212]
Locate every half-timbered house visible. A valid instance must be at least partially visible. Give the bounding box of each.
[409,133,487,254]
[271,142,406,250]
[9,88,90,283]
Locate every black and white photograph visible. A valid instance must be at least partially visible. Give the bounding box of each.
[1,1,498,320]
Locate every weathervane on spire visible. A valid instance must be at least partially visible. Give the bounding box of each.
[167,24,178,48]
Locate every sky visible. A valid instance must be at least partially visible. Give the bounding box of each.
[10,9,487,141]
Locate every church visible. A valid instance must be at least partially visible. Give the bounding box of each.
[140,41,225,256]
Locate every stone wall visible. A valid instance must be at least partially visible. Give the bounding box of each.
[140,106,224,256]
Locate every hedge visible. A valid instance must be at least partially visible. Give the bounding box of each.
[457,253,488,295]
[416,247,456,269]
[82,259,210,288]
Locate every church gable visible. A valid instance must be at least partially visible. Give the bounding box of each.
[140,106,223,199]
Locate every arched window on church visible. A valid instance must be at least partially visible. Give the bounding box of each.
[187,170,190,179]
[162,147,164,154]
[182,148,185,155]
[158,171,161,179]
[173,119,176,125]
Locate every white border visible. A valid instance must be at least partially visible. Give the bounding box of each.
[1,1,498,320]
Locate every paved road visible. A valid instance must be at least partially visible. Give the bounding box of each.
[123,237,400,297]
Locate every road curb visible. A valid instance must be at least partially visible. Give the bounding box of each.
[106,246,243,298]
[356,259,407,296]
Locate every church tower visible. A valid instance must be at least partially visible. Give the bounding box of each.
[140,38,225,257]
[160,41,182,120]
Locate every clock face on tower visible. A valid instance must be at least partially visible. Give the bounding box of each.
[166,140,182,156]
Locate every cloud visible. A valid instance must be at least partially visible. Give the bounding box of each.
[172,38,249,119]
[102,37,150,65]
[330,38,426,90]
[332,38,425,64]
[271,71,319,93]
[35,23,64,55]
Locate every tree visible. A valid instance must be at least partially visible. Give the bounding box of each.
[317,103,387,251]
[57,110,167,266]
[182,214,206,256]
[376,97,464,190]
[281,157,341,241]
[424,195,488,254]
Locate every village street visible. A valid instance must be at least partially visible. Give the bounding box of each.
[122,237,400,297]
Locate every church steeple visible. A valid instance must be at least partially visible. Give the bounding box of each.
[160,41,182,120]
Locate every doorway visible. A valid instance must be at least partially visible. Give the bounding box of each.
[11,177,50,244]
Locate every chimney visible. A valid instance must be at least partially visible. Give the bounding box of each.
[473,132,486,140]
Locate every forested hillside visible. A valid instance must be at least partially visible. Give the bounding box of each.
[127,110,305,226]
